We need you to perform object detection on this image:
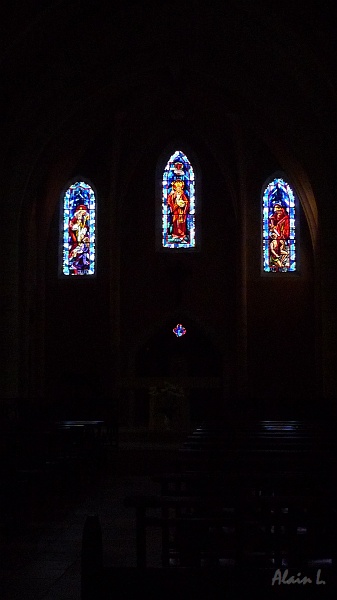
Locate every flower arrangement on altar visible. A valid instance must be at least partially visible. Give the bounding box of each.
[149,381,185,428]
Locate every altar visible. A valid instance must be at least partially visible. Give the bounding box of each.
[120,376,222,432]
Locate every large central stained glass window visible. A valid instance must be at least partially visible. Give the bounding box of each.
[62,181,96,276]
[262,177,296,272]
[162,151,195,249]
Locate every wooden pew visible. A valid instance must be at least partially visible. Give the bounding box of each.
[175,418,335,477]
[0,419,108,531]
[81,419,337,598]
[81,496,337,599]
[123,491,336,567]
[81,518,284,600]
[152,468,330,500]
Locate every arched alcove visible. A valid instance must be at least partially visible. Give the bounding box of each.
[133,315,224,429]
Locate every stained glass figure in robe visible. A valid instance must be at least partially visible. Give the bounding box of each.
[263,178,296,272]
[62,181,96,275]
[162,151,195,249]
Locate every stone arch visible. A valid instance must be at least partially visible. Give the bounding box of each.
[125,312,227,427]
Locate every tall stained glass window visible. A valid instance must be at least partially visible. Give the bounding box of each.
[263,177,296,272]
[62,181,96,275]
[162,151,195,249]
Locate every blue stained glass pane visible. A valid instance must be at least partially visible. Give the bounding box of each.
[173,323,187,337]
[62,181,96,276]
[162,150,196,249]
[262,177,296,273]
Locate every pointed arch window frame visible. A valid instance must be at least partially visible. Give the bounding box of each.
[156,146,201,252]
[59,178,97,277]
[261,173,299,275]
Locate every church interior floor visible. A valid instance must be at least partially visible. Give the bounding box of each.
[1,422,336,599]
[0,435,183,600]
